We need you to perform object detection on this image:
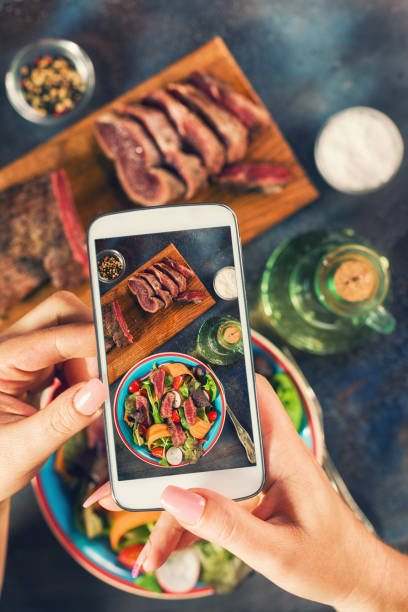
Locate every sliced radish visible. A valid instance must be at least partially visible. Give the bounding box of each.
[172,390,182,408]
[202,389,211,402]
[166,446,183,465]
[156,548,200,593]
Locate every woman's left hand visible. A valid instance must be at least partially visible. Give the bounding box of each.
[0,291,108,502]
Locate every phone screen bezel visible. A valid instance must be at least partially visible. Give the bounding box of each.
[87,203,264,510]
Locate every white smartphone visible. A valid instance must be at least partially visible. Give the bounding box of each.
[87,203,264,510]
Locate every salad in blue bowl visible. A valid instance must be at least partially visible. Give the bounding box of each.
[114,353,226,467]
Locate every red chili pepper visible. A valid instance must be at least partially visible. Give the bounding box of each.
[207,410,217,422]
[173,375,184,390]
[128,379,142,394]
[139,388,147,397]
[43,55,52,65]
[138,424,147,436]
[151,447,164,459]
[171,410,180,423]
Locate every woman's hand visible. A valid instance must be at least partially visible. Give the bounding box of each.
[87,374,408,611]
[0,291,108,501]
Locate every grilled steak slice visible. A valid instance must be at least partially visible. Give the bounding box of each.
[155,262,187,292]
[95,114,185,206]
[215,162,292,193]
[0,169,87,316]
[174,291,205,304]
[168,82,248,163]
[116,104,207,198]
[125,394,151,426]
[166,417,186,448]
[151,368,166,400]
[190,72,271,134]
[104,335,115,353]
[161,257,194,280]
[94,114,161,165]
[183,396,197,427]
[102,300,133,351]
[192,387,211,408]
[145,89,225,174]
[148,265,179,298]
[160,391,175,418]
[128,276,165,313]
[136,272,172,307]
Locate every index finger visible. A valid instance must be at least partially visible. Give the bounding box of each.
[2,291,92,339]
[0,323,97,376]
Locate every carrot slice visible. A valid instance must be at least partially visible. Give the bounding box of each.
[107,510,162,550]
[146,423,171,449]
[189,417,213,439]
[160,363,194,378]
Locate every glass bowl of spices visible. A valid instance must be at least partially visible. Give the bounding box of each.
[314,106,404,195]
[97,250,126,284]
[5,39,95,126]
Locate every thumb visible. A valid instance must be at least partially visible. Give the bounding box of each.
[160,485,286,578]
[14,378,108,469]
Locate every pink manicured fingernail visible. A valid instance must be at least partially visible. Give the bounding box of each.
[160,486,206,525]
[74,378,108,416]
[83,481,111,508]
[132,541,151,579]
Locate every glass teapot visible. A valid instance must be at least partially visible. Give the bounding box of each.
[253,229,395,354]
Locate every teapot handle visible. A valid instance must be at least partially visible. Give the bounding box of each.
[364,305,396,334]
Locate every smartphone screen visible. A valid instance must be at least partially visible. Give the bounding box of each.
[88,205,263,508]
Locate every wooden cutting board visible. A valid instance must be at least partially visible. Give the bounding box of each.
[102,243,215,384]
[0,36,318,331]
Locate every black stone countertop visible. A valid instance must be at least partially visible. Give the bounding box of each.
[1,1,407,611]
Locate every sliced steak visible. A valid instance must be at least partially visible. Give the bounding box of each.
[168,82,248,163]
[94,114,161,165]
[183,396,197,427]
[126,394,151,426]
[166,417,186,448]
[174,291,205,304]
[215,162,292,193]
[148,264,179,298]
[161,257,194,280]
[150,367,165,399]
[144,89,225,174]
[128,276,165,313]
[155,262,187,293]
[192,387,211,408]
[104,335,115,353]
[190,72,271,135]
[136,272,172,307]
[95,114,185,206]
[0,170,87,316]
[102,300,133,351]
[160,391,175,418]
[116,103,207,198]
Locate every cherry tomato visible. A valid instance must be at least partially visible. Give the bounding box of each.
[128,379,142,393]
[117,544,144,569]
[151,447,164,459]
[138,424,147,436]
[173,375,184,390]
[139,388,147,397]
[207,410,217,422]
[171,410,180,423]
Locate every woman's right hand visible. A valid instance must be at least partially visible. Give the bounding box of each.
[88,375,408,611]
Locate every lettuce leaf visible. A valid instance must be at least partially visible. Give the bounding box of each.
[182,433,203,464]
[203,374,217,401]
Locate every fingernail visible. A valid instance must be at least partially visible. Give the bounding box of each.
[83,481,111,508]
[74,378,108,416]
[160,485,206,525]
[132,541,151,579]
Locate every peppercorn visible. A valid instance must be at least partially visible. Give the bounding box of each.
[98,254,124,281]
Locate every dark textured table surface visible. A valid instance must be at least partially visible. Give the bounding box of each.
[1,1,407,611]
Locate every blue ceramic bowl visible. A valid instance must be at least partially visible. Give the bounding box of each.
[114,352,226,467]
[33,332,323,598]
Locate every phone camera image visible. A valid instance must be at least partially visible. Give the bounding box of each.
[94,220,257,484]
